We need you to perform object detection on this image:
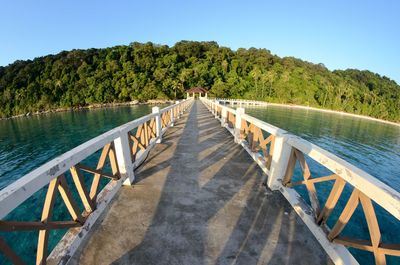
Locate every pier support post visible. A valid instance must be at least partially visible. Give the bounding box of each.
[114,133,135,186]
[221,107,227,126]
[235,108,245,143]
[152,106,162,143]
[267,135,292,190]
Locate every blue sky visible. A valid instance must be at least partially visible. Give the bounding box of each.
[1,0,399,83]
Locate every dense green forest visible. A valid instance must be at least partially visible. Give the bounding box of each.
[0,41,399,121]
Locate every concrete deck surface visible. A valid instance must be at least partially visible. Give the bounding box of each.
[72,101,332,265]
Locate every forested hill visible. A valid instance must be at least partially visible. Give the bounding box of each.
[0,41,399,121]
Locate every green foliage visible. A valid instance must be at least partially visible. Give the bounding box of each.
[0,41,399,121]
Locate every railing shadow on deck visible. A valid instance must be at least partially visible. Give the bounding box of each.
[104,102,331,265]
[201,98,400,265]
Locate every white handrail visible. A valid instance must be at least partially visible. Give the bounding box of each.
[0,99,192,219]
[201,97,400,265]
[202,97,400,220]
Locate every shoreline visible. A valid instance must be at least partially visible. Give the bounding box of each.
[242,100,400,128]
[0,99,176,121]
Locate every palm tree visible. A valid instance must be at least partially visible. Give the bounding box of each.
[250,68,262,99]
[172,80,183,99]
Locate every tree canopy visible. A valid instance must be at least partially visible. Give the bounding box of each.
[0,41,399,121]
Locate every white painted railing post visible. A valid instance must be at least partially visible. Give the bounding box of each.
[214,102,218,118]
[221,107,227,126]
[152,106,162,143]
[235,108,245,143]
[267,135,292,190]
[170,108,174,127]
[175,101,181,118]
[114,133,135,186]
[180,101,183,114]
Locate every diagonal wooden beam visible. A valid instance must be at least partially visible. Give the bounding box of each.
[129,133,140,158]
[283,148,297,186]
[143,122,149,147]
[334,236,374,252]
[76,164,119,180]
[254,127,264,148]
[108,143,120,177]
[317,177,345,224]
[36,177,58,265]
[250,124,259,151]
[130,127,147,158]
[148,119,157,138]
[295,149,320,216]
[240,119,249,139]
[359,192,386,265]
[335,237,400,258]
[58,175,84,224]
[258,132,271,149]
[379,243,400,256]
[294,149,310,178]
[309,174,338,184]
[160,114,165,128]
[289,174,338,187]
[147,119,153,139]
[138,125,147,149]
[70,166,95,213]
[128,131,135,162]
[0,221,81,231]
[89,143,111,200]
[0,237,25,265]
[265,135,275,170]
[161,113,167,128]
[328,189,360,241]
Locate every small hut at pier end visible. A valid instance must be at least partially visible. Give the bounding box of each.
[186,87,208,99]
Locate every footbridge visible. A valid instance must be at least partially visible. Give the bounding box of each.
[0,99,399,265]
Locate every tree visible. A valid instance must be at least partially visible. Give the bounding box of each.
[249,67,262,99]
[171,80,183,99]
[0,41,398,121]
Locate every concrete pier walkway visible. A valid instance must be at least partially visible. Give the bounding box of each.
[72,101,332,265]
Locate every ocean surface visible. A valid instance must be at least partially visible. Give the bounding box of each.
[0,103,399,264]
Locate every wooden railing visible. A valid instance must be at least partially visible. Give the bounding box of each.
[201,98,400,265]
[0,99,193,265]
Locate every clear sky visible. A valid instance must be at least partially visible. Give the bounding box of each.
[1,0,399,83]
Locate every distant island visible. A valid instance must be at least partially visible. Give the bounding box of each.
[0,41,399,122]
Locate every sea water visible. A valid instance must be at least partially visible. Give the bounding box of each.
[0,104,399,264]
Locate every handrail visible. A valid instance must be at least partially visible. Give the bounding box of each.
[0,99,193,264]
[212,97,400,128]
[0,113,155,219]
[201,97,400,265]
[286,135,400,219]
